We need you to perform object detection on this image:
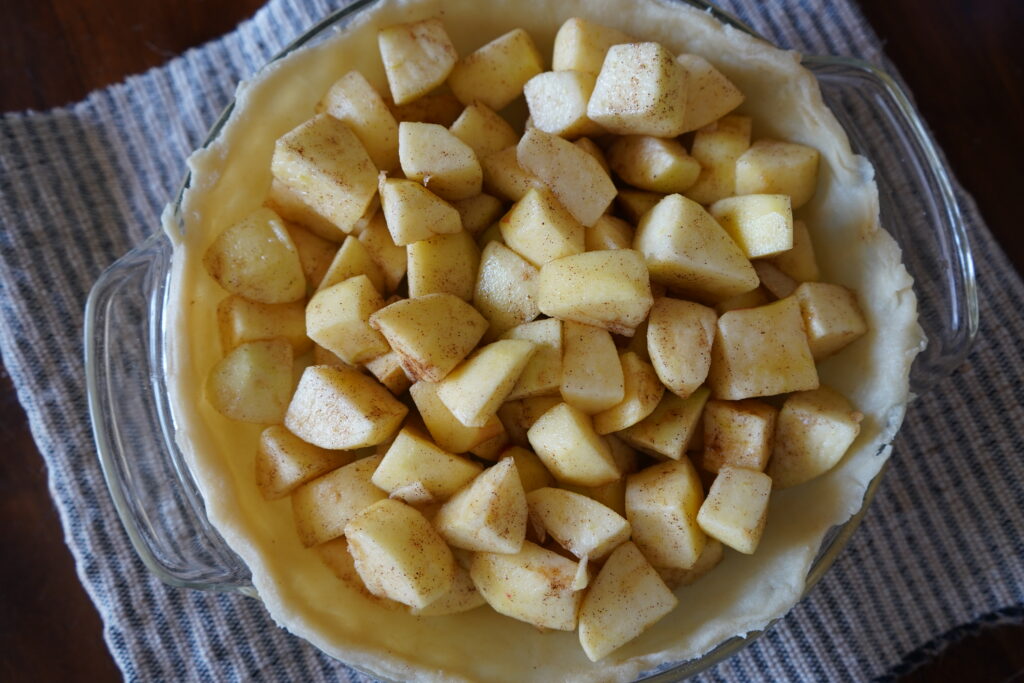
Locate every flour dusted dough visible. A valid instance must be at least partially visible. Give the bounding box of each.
[164,1,923,680]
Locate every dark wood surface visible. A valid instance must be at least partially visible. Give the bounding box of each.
[1,1,1021,681]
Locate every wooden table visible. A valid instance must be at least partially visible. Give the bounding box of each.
[1,1,1021,680]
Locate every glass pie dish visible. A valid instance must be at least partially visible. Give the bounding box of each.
[84,0,977,679]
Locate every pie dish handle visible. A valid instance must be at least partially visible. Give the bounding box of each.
[85,232,255,596]
[804,55,979,395]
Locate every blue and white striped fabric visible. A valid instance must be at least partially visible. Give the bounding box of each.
[1,0,1022,680]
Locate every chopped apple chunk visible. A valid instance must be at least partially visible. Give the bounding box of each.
[291,455,387,547]
[578,541,677,662]
[593,352,664,434]
[646,297,717,398]
[634,194,758,303]
[204,208,305,304]
[434,457,527,553]
[271,114,378,234]
[619,387,710,460]
[707,297,819,400]
[305,275,389,365]
[448,28,544,111]
[684,114,752,206]
[608,136,701,194]
[372,427,483,502]
[407,230,480,300]
[284,365,407,449]
[206,339,293,424]
[735,139,821,209]
[377,18,458,106]
[675,54,744,132]
[410,380,504,454]
[449,102,518,159]
[560,321,625,414]
[710,194,794,259]
[470,541,581,631]
[398,121,482,201]
[436,339,536,427]
[552,17,634,75]
[345,499,456,609]
[794,281,868,359]
[369,294,487,382]
[527,402,620,486]
[767,386,863,488]
[501,318,562,400]
[538,249,653,335]
[255,425,354,500]
[473,241,541,338]
[526,487,631,560]
[499,187,585,267]
[587,42,688,137]
[216,295,310,355]
[524,70,603,139]
[317,235,387,294]
[626,458,706,568]
[320,70,400,171]
[702,399,777,473]
[379,176,462,246]
[697,465,772,554]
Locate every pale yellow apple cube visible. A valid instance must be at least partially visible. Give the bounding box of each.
[206,339,293,424]
[369,294,487,382]
[448,28,544,111]
[527,402,620,486]
[315,537,404,610]
[619,387,710,460]
[608,136,701,194]
[524,70,603,139]
[593,352,664,434]
[203,208,305,304]
[794,281,868,359]
[635,194,758,302]
[271,115,378,233]
[357,210,407,292]
[560,321,625,414]
[539,250,653,335]
[767,386,863,488]
[551,17,634,75]
[305,275,389,365]
[578,541,677,662]
[499,187,585,267]
[502,446,554,493]
[377,18,458,106]
[216,295,309,355]
[517,128,617,227]
[398,121,482,201]
[436,340,537,427]
[684,114,752,206]
[526,487,630,560]
[647,297,717,398]
[676,54,745,133]
[471,541,581,630]
[434,457,527,553]
[255,425,354,500]
[469,430,509,461]
[714,286,771,314]
[285,365,408,449]
[379,176,461,246]
[587,42,688,137]
[626,458,706,568]
[372,427,482,502]
[450,193,504,235]
[449,102,518,161]
[316,235,387,293]
[502,319,562,400]
[574,137,610,172]
[409,380,504,454]
[320,70,399,171]
[481,146,542,202]
[736,139,821,209]
[345,499,456,609]
[771,218,820,282]
[410,562,487,616]
[265,178,344,242]
[586,214,633,251]
[497,397,562,447]
[702,399,777,473]
[291,455,387,546]
[708,297,819,400]
[710,194,794,259]
[473,241,541,338]
[407,230,480,300]
[697,465,772,554]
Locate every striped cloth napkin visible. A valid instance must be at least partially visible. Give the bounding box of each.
[1,0,1021,680]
